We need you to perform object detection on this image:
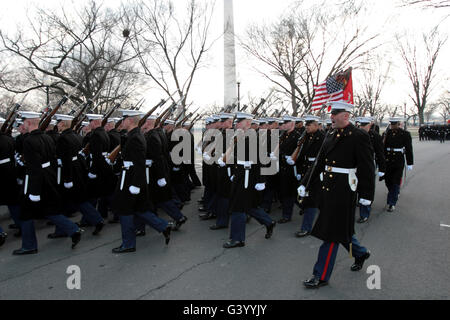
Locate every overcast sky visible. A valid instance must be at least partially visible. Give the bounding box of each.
[1,0,449,115]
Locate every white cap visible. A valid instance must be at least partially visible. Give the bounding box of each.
[86,114,104,121]
[164,120,175,125]
[266,117,279,123]
[205,117,214,124]
[120,109,145,118]
[282,115,296,123]
[212,114,221,121]
[295,117,304,122]
[258,118,268,124]
[183,122,192,126]
[357,117,373,124]
[326,119,332,124]
[81,121,89,127]
[54,114,74,121]
[19,111,41,119]
[112,117,122,123]
[329,101,353,112]
[0,117,5,123]
[252,119,260,125]
[50,119,58,126]
[389,117,405,123]
[219,112,234,120]
[303,115,320,122]
[143,115,157,120]
[235,112,254,120]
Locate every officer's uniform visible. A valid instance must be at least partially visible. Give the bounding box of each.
[224,112,275,248]
[0,124,22,234]
[299,102,374,288]
[15,111,82,255]
[112,110,171,253]
[295,115,325,236]
[53,114,104,235]
[357,117,386,222]
[383,117,413,211]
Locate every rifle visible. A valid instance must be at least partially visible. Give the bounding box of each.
[1,93,28,133]
[251,89,274,115]
[70,91,101,129]
[39,83,80,131]
[157,96,186,128]
[131,97,145,111]
[74,115,87,134]
[138,98,166,127]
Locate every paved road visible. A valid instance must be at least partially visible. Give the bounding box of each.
[0,139,449,300]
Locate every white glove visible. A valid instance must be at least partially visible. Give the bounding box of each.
[105,157,115,166]
[407,165,413,171]
[57,159,62,166]
[203,152,211,162]
[172,167,180,172]
[359,198,372,206]
[29,194,41,202]
[286,156,295,166]
[129,185,140,195]
[157,178,167,187]
[296,174,302,181]
[255,183,266,191]
[230,175,235,182]
[297,185,306,197]
[64,182,73,189]
[378,172,385,177]
[78,150,87,158]
[269,152,278,161]
[88,172,97,179]
[17,178,24,185]
[15,154,24,167]
[217,157,226,167]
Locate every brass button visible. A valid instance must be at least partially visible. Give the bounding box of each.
[326,188,330,191]
[332,161,336,164]
[327,166,332,172]
[337,134,340,138]
[329,174,333,178]
[322,186,325,190]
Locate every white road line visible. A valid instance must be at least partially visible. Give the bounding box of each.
[440,224,450,228]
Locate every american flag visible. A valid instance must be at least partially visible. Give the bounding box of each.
[311,75,345,111]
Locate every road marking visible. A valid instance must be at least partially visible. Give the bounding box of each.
[440,224,450,228]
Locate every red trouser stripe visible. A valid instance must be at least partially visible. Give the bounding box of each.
[321,243,335,281]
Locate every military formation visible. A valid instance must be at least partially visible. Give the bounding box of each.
[0,96,416,289]
[418,124,450,143]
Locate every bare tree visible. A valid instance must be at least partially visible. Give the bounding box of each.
[128,0,217,112]
[396,26,447,125]
[400,0,450,8]
[241,1,380,116]
[354,55,391,117]
[0,1,141,114]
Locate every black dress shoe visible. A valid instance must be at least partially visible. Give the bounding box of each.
[298,208,304,216]
[265,221,276,239]
[199,212,216,220]
[303,276,328,289]
[209,224,227,230]
[295,230,310,238]
[162,225,172,245]
[46,221,55,226]
[71,230,82,249]
[246,215,252,223]
[13,248,38,255]
[357,217,369,224]
[174,216,188,231]
[9,223,19,230]
[277,218,291,224]
[112,246,136,254]
[14,230,22,238]
[387,205,395,212]
[0,232,7,247]
[92,221,105,235]
[48,233,68,239]
[76,222,91,228]
[108,218,120,224]
[135,230,146,237]
[223,240,245,249]
[351,251,371,271]
[198,206,208,212]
